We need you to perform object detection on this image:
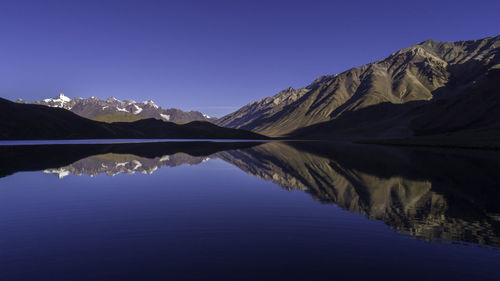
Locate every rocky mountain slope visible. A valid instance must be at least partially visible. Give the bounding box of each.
[216,87,310,129]
[0,98,266,140]
[217,35,500,140]
[18,94,216,123]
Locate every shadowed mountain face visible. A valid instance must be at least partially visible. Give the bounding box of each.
[18,94,216,123]
[0,98,267,140]
[217,36,500,140]
[1,141,499,247]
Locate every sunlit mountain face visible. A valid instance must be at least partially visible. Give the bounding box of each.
[216,36,500,143]
[18,94,217,123]
[2,141,499,248]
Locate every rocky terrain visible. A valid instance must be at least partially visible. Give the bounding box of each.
[217,35,500,143]
[216,87,310,129]
[18,94,216,123]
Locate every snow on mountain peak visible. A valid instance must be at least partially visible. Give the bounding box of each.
[133,104,143,114]
[57,93,71,102]
[142,100,159,109]
[39,93,72,108]
[25,95,214,123]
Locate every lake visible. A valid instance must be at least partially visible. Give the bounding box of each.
[0,141,499,280]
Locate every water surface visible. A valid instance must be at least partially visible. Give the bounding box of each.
[0,141,499,280]
[0,138,271,146]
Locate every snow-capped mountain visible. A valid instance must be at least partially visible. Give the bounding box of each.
[18,94,216,123]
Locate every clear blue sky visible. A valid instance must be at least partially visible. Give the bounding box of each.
[1,0,499,117]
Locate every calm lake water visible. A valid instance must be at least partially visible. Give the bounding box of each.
[0,141,499,280]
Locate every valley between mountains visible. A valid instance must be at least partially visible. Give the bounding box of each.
[2,35,499,146]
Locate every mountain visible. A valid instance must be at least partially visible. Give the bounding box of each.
[18,94,216,123]
[216,87,310,129]
[0,98,267,140]
[217,35,500,142]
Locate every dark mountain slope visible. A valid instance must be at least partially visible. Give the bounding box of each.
[0,98,118,139]
[109,119,269,139]
[410,69,500,138]
[0,98,267,140]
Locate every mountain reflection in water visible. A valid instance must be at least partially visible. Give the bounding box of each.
[219,142,500,248]
[43,153,210,178]
[1,141,499,248]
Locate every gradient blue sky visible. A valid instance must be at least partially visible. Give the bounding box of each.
[1,0,499,116]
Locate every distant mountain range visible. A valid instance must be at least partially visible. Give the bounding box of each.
[0,98,266,140]
[17,94,216,123]
[217,35,500,144]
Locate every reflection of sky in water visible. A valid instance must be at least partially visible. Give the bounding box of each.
[0,143,499,281]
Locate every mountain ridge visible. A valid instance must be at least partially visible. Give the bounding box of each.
[216,35,500,142]
[0,97,267,140]
[18,94,216,123]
